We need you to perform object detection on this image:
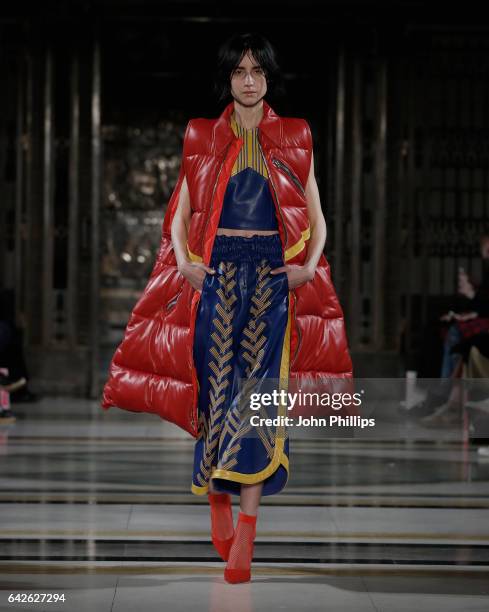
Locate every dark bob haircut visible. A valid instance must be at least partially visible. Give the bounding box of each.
[213,32,286,104]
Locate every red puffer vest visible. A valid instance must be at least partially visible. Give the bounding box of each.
[101,100,354,437]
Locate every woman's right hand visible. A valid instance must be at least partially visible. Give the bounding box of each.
[178,259,215,292]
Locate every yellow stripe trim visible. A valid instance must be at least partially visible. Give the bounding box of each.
[284,225,311,262]
[187,244,203,263]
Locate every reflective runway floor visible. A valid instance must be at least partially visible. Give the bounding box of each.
[0,397,488,611]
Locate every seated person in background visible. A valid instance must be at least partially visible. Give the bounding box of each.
[422,234,489,426]
[0,289,39,405]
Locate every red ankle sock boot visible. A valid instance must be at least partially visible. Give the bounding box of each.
[224,511,257,584]
[208,492,234,561]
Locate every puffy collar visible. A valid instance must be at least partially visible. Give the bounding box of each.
[212,99,282,156]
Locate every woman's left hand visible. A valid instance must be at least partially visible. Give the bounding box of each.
[270,263,315,290]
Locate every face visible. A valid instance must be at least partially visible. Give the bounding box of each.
[230,51,267,107]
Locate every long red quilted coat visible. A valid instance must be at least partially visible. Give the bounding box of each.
[101,99,354,438]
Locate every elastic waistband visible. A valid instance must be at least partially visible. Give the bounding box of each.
[210,233,283,262]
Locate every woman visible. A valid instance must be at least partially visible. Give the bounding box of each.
[171,33,332,583]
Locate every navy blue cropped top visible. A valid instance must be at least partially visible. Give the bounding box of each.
[218,113,279,231]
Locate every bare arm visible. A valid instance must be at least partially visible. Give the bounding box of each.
[171,175,191,268]
[171,174,214,291]
[303,149,327,276]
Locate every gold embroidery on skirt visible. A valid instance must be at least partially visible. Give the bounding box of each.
[195,262,237,487]
[195,257,284,485]
[218,259,278,470]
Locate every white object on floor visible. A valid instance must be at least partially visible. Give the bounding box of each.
[400,370,427,410]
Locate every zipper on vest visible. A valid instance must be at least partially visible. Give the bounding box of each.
[257,134,288,250]
[201,141,233,261]
[272,157,306,197]
[165,286,183,311]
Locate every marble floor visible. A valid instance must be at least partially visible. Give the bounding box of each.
[0,397,488,611]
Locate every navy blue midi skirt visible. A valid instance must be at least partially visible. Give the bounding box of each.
[191,233,291,497]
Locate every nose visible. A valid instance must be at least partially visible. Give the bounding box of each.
[244,72,255,85]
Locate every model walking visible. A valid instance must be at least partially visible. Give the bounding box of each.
[173,32,328,583]
[101,31,353,584]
